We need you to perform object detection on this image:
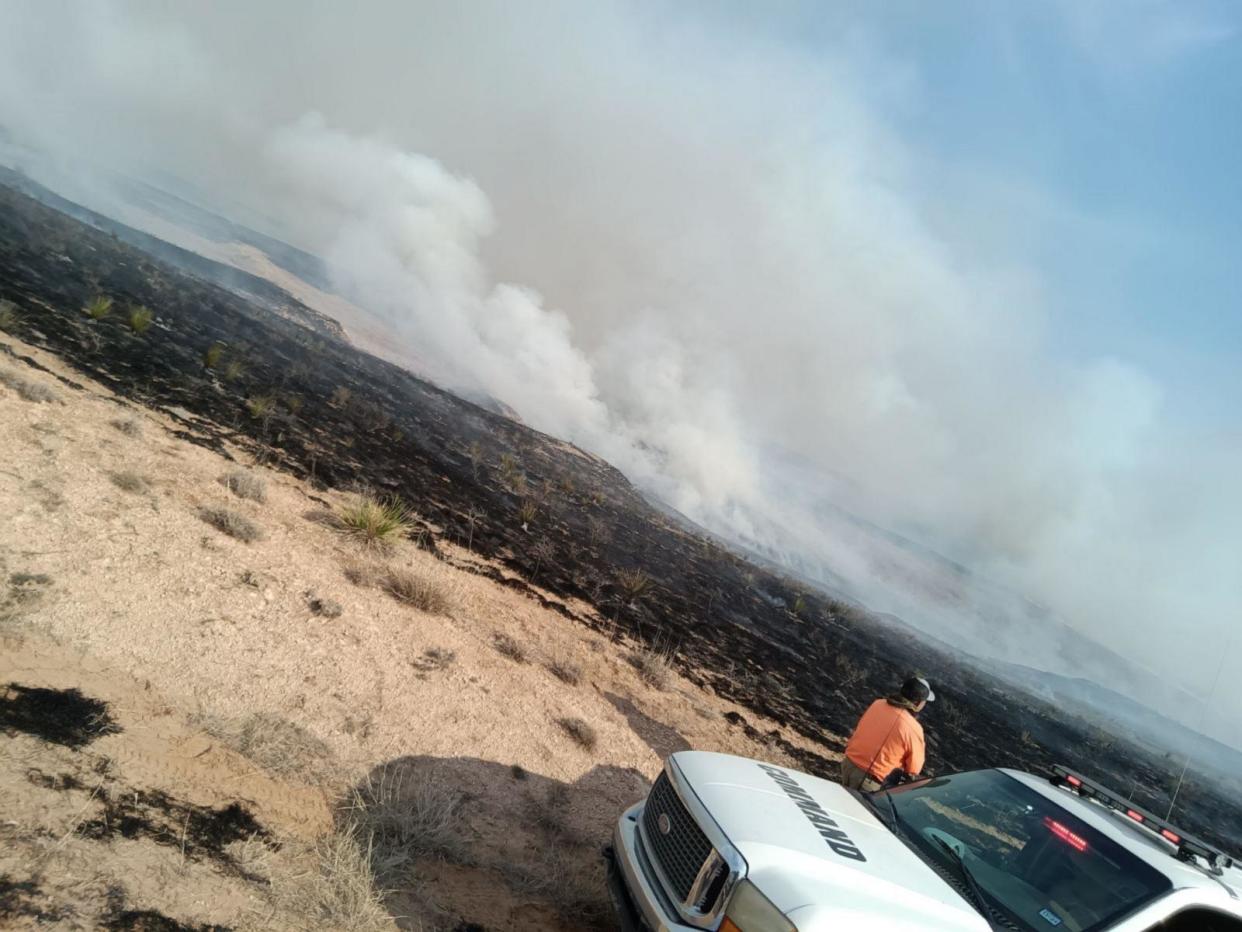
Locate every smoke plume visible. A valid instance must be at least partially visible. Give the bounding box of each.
[0,1,1237,742]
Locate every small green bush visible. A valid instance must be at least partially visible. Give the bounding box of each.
[246,394,278,419]
[84,295,113,320]
[204,343,225,369]
[127,305,154,333]
[333,494,412,550]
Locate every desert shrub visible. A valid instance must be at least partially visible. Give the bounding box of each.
[0,368,57,403]
[127,304,154,333]
[246,394,278,419]
[546,651,583,686]
[0,299,18,331]
[333,494,412,550]
[330,385,352,408]
[308,595,343,619]
[557,717,598,751]
[517,500,537,525]
[629,647,673,690]
[380,565,455,615]
[109,470,150,494]
[84,295,113,320]
[199,505,265,543]
[223,359,245,381]
[219,468,267,502]
[414,647,456,672]
[342,762,468,886]
[203,342,225,368]
[110,416,142,437]
[493,633,528,663]
[616,568,652,602]
[283,392,304,415]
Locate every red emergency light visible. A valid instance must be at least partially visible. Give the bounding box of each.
[1044,817,1089,852]
[1050,765,1235,873]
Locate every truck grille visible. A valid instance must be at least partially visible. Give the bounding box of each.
[641,772,715,904]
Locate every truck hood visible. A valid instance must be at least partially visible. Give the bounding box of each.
[670,752,990,931]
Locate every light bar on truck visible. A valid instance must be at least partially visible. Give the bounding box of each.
[1049,765,1234,872]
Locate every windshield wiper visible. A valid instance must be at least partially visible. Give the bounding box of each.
[862,787,901,834]
[928,835,1005,931]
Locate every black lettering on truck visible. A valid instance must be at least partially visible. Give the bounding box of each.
[759,764,867,862]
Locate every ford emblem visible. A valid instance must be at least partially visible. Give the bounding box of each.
[657,813,672,835]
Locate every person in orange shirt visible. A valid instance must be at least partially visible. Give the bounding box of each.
[840,675,934,792]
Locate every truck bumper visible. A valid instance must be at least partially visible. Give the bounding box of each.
[606,802,702,932]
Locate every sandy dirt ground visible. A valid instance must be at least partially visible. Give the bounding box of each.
[0,335,842,930]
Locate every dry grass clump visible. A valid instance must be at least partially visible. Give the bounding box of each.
[199,505,265,543]
[109,470,150,494]
[109,416,142,437]
[342,558,385,588]
[380,565,455,616]
[493,633,528,663]
[629,647,673,690]
[557,717,598,751]
[279,826,392,932]
[342,763,468,887]
[334,494,412,550]
[219,468,267,503]
[546,650,583,686]
[199,712,333,783]
[0,367,58,403]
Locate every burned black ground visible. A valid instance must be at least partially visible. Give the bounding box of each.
[0,683,120,748]
[1,179,1238,853]
[23,766,275,881]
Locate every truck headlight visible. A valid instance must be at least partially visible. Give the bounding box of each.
[720,880,798,932]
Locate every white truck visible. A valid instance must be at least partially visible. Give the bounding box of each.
[606,751,1242,932]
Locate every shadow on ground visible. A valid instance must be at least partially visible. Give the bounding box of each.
[345,754,652,931]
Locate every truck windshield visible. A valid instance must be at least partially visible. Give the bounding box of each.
[885,770,1170,932]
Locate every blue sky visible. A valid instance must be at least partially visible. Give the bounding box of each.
[723,0,1241,429]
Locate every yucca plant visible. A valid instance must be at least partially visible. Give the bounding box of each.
[223,359,245,381]
[616,567,652,602]
[84,295,113,320]
[333,494,413,550]
[127,305,154,334]
[203,342,225,369]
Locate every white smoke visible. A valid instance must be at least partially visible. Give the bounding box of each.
[0,2,1238,741]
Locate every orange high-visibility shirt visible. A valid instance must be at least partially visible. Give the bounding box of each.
[844,699,925,781]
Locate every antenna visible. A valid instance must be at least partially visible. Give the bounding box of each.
[1165,627,1232,821]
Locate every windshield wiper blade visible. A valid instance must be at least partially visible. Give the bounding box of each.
[862,787,900,834]
[928,835,1005,931]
